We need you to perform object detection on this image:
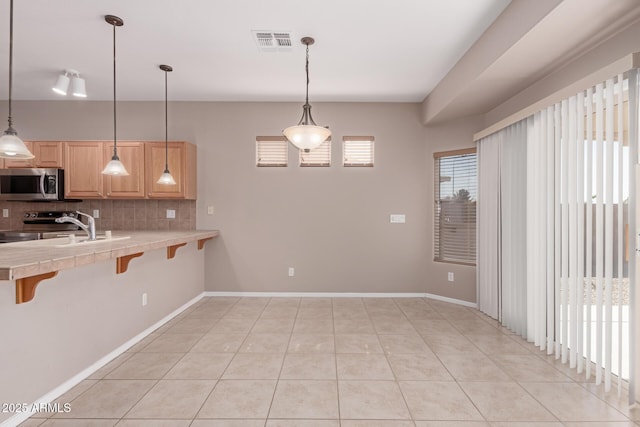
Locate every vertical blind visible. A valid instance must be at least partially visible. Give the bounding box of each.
[343,136,374,167]
[433,148,477,265]
[478,71,637,400]
[256,136,288,167]
[526,73,634,396]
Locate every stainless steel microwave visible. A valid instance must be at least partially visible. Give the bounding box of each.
[0,168,66,201]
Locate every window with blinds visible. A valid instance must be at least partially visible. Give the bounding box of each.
[434,148,477,265]
[300,139,331,167]
[343,136,374,167]
[256,137,288,167]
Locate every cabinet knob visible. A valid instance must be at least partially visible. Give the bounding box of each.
[106,193,110,196]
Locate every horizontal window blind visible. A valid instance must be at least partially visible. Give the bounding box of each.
[300,139,331,167]
[434,148,477,265]
[256,136,288,167]
[343,136,374,167]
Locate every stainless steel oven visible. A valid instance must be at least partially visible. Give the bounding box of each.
[0,168,65,201]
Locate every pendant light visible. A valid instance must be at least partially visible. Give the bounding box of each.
[0,0,34,159]
[283,36,330,153]
[157,64,176,185]
[101,15,128,176]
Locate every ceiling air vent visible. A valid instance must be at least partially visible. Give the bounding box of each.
[252,31,292,52]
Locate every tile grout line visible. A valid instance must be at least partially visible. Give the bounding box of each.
[190,296,244,422]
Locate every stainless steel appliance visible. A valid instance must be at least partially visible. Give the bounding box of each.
[0,168,66,201]
[0,211,82,243]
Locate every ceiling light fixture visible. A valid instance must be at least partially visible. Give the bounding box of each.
[52,69,87,98]
[157,64,176,185]
[101,14,128,176]
[0,0,34,159]
[283,36,330,153]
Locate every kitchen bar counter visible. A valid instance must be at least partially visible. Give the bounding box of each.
[0,230,219,281]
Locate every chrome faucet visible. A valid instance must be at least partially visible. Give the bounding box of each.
[55,211,96,241]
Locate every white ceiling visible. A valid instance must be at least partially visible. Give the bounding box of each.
[0,0,511,102]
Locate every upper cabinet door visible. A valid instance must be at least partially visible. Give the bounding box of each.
[33,141,64,168]
[103,142,145,198]
[4,141,35,168]
[145,141,196,199]
[4,141,64,169]
[63,141,104,198]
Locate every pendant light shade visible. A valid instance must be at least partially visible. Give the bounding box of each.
[157,171,176,185]
[283,36,330,153]
[102,14,128,176]
[0,0,34,159]
[157,64,176,185]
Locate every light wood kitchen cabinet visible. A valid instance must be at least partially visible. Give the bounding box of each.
[64,141,145,199]
[63,140,196,199]
[64,141,104,198]
[103,142,145,198]
[4,141,34,168]
[33,141,64,168]
[4,141,64,168]
[145,141,196,199]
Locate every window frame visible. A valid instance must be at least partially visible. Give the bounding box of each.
[433,147,477,266]
[299,138,331,167]
[343,136,374,167]
[256,136,288,167]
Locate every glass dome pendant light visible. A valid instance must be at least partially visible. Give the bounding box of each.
[157,65,176,185]
[283,36,331,153]
[101,14,129,176]
[0,0,34,159]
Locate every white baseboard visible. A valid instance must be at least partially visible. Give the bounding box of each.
[423,292,477,308]
[1,293,204,427]
[204,290,477,308]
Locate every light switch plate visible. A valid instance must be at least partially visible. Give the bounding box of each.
[92,209,100,219]
[166,209,176,219]
[390,214,406,223]
[207,206,214,215]
[2,209,8,218]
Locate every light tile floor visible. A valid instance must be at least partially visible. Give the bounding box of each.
[19,297,640,426]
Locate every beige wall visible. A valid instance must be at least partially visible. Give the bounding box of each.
[424,114,484,302]
[0,243,205,425]
[1,100,481,302]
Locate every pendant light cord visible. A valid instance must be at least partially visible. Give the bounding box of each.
[164,69,169,171]
[112,20,118,157]
[304,42,310,106]
[7,0,14,131]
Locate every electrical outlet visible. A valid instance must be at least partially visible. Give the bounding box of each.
[92,209,100,219]
[390,214,406,223]
[447,272,454,282]
[288,267,295,277]
[142,293,148,306]
[207,206,214,215]
[2,209,8,218]
[166,209,176,219]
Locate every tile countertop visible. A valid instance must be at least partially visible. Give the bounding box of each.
[0,230,219,281]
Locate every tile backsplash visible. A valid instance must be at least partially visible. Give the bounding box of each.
[0,199,196,231]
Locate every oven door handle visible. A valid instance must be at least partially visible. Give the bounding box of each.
[40,173,46,198]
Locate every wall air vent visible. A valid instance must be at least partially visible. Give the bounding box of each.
[252,31,292,52]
